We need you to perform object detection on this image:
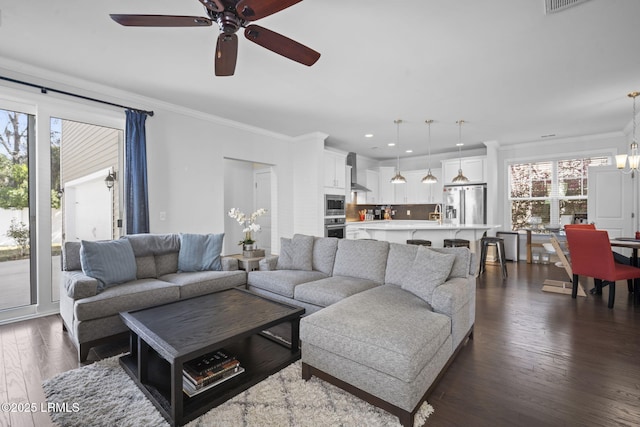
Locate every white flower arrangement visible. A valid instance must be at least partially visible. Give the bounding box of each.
[228,207,267,245]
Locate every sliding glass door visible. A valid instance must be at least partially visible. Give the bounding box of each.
[0,108,35,311]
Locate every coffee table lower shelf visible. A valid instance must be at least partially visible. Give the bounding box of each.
[119,333,300,426]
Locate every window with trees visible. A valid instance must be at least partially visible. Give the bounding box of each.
[509,156,609,231]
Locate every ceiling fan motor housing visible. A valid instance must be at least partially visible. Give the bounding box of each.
[216,11,243,34]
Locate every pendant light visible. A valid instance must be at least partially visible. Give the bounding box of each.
[616,91,640,177]
[422,119,438,184]
[452,119,469,183]
[391,119,406,184]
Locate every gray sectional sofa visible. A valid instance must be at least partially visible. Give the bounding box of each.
[60,233,246,361]
[248,234,476,427]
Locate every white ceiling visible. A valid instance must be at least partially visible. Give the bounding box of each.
[1,0,640,160]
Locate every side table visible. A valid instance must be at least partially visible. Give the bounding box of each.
[228,253,265,271]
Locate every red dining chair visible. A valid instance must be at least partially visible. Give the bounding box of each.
[564,223,596,230]
[565,228,640,308]
[564,223,634,293]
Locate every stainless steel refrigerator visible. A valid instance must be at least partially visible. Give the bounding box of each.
[443,184,487,225]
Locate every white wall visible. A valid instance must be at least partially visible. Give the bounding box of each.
[143,108,298,249]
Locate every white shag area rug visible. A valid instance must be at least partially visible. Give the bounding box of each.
[43,356,433,427]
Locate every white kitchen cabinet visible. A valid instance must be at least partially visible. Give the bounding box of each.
[424,168,443,203]
[378,166,446,204]
[441,156,486,183]
[362,169,379,204]
[356,169,379,204]
[324,150,347,192]
[378,167,396,204]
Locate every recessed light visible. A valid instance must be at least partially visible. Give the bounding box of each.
[388,143,396,147]
[405,149,413,153]
[456,143,464,147]
[364,134,374,138]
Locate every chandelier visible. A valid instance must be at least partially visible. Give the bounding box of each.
[391,119,406,184]
[616,91,640,177]
[422,120,438,184]
[451,120,469,183]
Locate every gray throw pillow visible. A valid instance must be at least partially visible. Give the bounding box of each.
[80,239,137,291]
[402,247,455,303]
[178,233,224,272]
[276,234,314,271]
[430,247,470,279]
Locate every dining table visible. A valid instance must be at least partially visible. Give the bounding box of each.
[609,237,640,305]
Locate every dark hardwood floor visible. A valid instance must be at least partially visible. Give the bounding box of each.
[1,261,639,426]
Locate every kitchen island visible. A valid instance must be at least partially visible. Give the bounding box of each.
[346,220,500,250]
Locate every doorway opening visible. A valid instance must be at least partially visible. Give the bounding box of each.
[223,159,274,256]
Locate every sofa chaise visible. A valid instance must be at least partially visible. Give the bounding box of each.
[60,233,246,361]
[247,234,476,427]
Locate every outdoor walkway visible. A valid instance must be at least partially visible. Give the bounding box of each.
[0,256,60,311]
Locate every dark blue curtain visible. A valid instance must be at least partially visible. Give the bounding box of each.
[125,110,149,234]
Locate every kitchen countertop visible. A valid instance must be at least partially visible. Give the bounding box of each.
[345,220,501,248]
[346,220,497,230]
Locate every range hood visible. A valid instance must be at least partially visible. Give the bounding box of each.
[346,152,371,192]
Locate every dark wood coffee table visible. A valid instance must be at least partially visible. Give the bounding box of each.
[119,288,305,426]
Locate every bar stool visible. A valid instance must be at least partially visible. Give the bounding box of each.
[406,239,431,246]
[443,239,470,248]
[479,236,508,278]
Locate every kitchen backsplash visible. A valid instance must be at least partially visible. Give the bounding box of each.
[346,203,439,221]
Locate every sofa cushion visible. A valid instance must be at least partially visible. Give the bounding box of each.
[384,243,419,287]
[122,233,180,256]
[429,247,472,278]
[73,278,180,322]
[300,285,451,383]
[80,239,138,291]
[402,247,455,303]
[294,276,380,308]
[332,239,389,283]
[277,234,314,271]
[62,241,82,271]
[312,237,339,275]
[247,270,328,298]
[161,270,247,299]
[135,255,157,279]
[156,252,179,276]
[178,233,224,272]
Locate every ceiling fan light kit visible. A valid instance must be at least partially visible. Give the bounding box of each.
[110,0,320,76]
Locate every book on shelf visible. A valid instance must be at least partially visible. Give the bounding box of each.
[183,366,245,397]
[183,359,241,387]
[183,348,236,377]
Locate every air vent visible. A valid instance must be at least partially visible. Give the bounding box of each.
[545,0,589,14]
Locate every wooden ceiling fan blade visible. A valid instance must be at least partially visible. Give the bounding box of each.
[244,25,320,66]
[197,0,224,13]
[110,14,212,27]
[236,0,303,21]
[215,33,238,76]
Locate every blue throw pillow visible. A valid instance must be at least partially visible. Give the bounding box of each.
[80,239,137,291]
[178,233,224,272]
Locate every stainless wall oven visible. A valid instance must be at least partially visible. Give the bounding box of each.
[325,194,345,217]
[325,217,346,239]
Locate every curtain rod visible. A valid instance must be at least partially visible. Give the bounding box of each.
[0,75,154,117]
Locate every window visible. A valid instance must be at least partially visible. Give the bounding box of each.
[508,156,609,230]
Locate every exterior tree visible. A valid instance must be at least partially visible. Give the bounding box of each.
[0,111,27,164]
[0,110,61,209]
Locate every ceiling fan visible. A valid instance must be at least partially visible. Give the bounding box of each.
[110,0,320,76]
